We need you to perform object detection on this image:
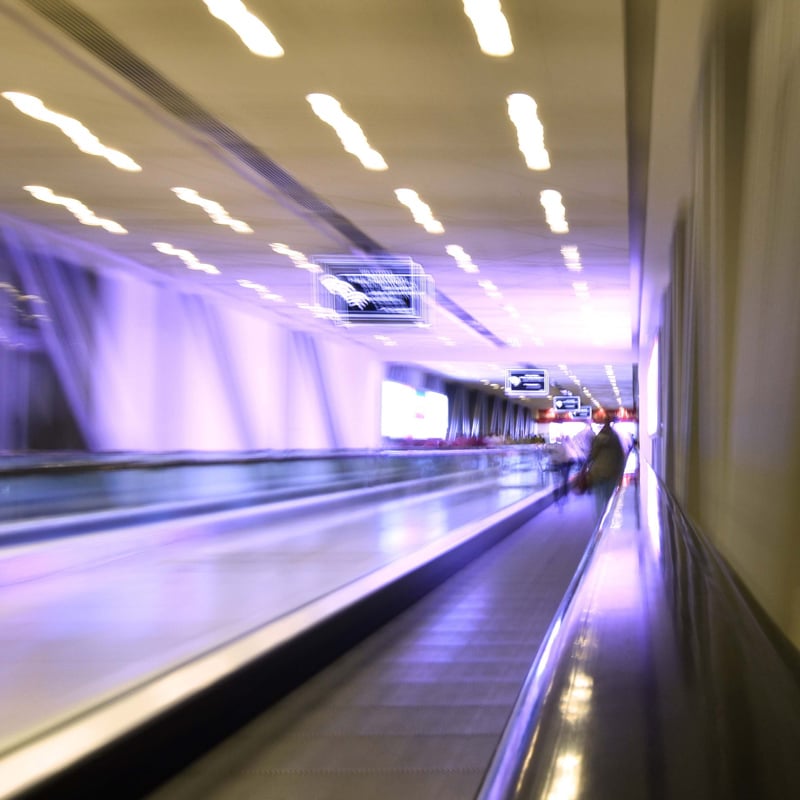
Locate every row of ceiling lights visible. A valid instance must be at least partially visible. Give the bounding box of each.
[196,1,582,348]
[557,364,602,410]
[1,89,347,313]
[0,91,460,336]
[1,90,296,304]
[462,359,626,408]
[558,363,627,410]
[202,1,516,62]
[2,2,591,358]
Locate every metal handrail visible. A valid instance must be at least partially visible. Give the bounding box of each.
[0,446,549,532]
[477,456,800,799]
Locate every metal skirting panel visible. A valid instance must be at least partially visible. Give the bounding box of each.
[149,495,598,800]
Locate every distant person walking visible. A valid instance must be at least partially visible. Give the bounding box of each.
[548,436,576,506]
[587,421,626,517]
[573,422,595,468]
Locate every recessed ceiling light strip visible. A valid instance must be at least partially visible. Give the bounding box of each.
[201,0,284,57]
[306,94,387,171]
[506,94,550,170]
[561,245,582,271]
[572,280,590,300]
[23,185,127,234]
[540,190,569,233]
[237,279,283,302]
[462,0,514,57]
[171,188,253,233]
[152,242,220,274]
[19,0,508,350]
[395,189,444,234]
[478,279,502,299]
[270,243,321,272]
[445,244,480,273]
[2,92,141,172]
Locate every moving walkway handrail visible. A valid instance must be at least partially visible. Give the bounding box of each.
[0,446,548,533]
[477,458,800,799]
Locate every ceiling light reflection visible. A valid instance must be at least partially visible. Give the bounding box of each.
[544,752,583,800]
[3,92,141,171]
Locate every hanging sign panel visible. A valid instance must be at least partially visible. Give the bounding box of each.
[553,395,581,411]
[505,368,549,396]
[312,255,433,326]
[572,406,592,419]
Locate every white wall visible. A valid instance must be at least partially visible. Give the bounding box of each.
[89,269,383,452]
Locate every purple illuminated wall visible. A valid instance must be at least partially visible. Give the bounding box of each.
[1,215,382,453]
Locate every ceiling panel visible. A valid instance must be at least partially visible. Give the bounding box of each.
[0,0,636,411]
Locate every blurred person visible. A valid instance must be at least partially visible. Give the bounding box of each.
[573,422,595,467]
[587,420,625,517]
[548,436,576,507]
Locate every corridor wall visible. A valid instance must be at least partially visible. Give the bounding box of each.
[0,215,383,453]
[664,0,800,646]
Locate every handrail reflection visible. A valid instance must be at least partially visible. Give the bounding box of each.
[477,457,800,799]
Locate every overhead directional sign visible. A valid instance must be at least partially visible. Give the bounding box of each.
[505,368,549,397]
[312,255,433,326]
[553,394,581,411]
[571,405,592,419]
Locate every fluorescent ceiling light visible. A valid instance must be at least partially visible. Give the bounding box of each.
[395,189,444,234]
[572,281,590,299]
[237,279,283,302]
[478,279,502,299]
[561,245,582,271]
[445,244,480,273]
[3,92,141,171]
[171,188,252,233]
[270,242,321,272]
[23,186,127,234]
[152,242,220,275]
[462,0,514,56]
[306,94,387,171]
[202,0,283,57]
[540,189,569,233]
[506,94,550,170]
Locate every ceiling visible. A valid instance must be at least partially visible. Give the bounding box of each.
[0,0,656,412]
